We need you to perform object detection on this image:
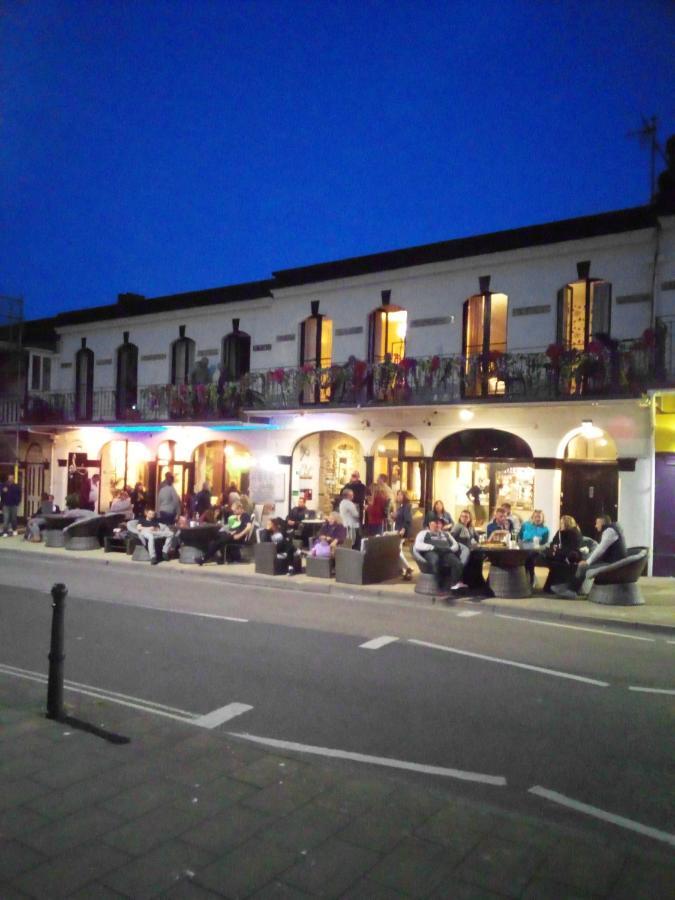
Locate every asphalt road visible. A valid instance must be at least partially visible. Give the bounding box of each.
[1,552,673,841]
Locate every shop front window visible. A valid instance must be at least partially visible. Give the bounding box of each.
[193,440,251,501]
[291,431,364,516]
[100,440,149,511]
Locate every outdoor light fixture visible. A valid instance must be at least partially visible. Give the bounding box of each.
[459,409,474,422]
[581,419,602,438]
[378,444,386,453]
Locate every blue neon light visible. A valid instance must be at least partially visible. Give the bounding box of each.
[109,425,167,433]
[108,423,278,433]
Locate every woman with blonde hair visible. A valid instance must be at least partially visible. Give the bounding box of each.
[540,514,583,593]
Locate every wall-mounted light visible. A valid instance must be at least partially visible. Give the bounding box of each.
[581,419,602,438]
[377,444,386,453]
[361,419,371,428]
[459,409,474,422]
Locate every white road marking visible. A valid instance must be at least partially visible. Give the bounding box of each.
[102,602,249,623]
[409,639,610,687]
[528,785,675,848]
[494,613,655,642]
[193,703,253,728]
[359,636,399,650]
[229,732,507,786]
[457,610,482,618]
[628,685,675,696]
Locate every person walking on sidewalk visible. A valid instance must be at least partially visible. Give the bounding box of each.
[157,472,181,526]
[1,474,21,536]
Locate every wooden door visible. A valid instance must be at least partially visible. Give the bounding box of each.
[560,463,618,538]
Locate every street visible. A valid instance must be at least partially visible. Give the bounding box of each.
[1,550,673,848]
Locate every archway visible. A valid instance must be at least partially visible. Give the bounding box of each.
[100,440,150,512]
[561,426,618,537]
[192,440,252,502]
[291,431,364,516]
[433,429,534,526]
[372,431,425,504]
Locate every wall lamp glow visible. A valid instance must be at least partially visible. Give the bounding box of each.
[459,409,474,422]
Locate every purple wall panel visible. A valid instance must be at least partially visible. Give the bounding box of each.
[653,454,675,576]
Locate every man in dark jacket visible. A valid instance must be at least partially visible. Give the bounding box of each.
[1,474,21,536]
[194,482,212,517]
[342,471,366,521]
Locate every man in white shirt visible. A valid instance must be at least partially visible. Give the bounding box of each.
[413,519,465,591]
[338,489,360,548]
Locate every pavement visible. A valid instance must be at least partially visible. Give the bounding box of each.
[2,672,675,899]
[1,537,673,634]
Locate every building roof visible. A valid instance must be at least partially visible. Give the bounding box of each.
[272,205,657,288]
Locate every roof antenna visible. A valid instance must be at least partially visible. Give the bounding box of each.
[627,115,666,200]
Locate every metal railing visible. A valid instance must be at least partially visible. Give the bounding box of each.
[2,329,670,426]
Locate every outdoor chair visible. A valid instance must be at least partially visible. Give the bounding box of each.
[335,532,401,585]
[63,513,125,551]
[254,542,297,575]
[587,549,648,606]
[412,545,453,596]
[177,524,221,564]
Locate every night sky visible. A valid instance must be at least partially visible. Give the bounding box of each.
[2,0,673,321]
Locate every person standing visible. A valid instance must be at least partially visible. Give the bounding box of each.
[1,474,21,536]
[157,472,181,526]
[393,490,414,580]
[130,482,146,519]
[342,471,366,521]
[88,473,100,512]
[194,482,212,517]
[338,488,360,548]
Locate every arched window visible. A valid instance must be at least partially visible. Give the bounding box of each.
[116,336,138,419]
[221,319,251,382]
[75,343,94,421]
[171,329,195,386]
[557,263,611,351]
[368,291,407,364]
[300,301,333,403]
[462,279,508,398]
[373,431,425,504]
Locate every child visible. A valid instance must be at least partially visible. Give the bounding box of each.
[310,535,332,558]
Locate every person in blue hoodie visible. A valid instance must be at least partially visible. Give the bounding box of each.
[1,474,22,536]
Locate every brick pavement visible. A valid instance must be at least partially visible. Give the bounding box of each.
[1,677,674,898]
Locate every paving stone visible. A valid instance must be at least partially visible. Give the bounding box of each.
[492,817,572,851]
[30,755,115,790]
[427,880,508,899]
[0,778,50,812]
[368,837,458,898]
[415,799,500,841]
[282,837,380,898]
[339,879,407,899]
[0,840,46,881]
[160,752,237,786]
[258,802,350,851]
[241,777,324,816]
[601,856,675,899]
[453,835,545,898]
[337,808,417,853]
[251,882,312,899]
[20,806,123,857]
[0,807,50,839]
[68,884,128,899]
[196,836,298,898]
[0,754,53,780]
[232,754,304,788]
[12,842,130,899]
[101,839,214,899]
[100,778,202,818]
[162,880,225,898]
[313,776,396,816]
[24,776,125,820]
[521,878,596,899]
[372,786,448,826]
[102,803,209,855]
[190,772,260,810]
[181,806,272,854]
[536,840,626,895]
[0,882,33,899]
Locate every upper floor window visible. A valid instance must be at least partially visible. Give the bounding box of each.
[75,343,94,420]
[557,265,611,351]
[221,319,251,382]
[29,354,51,393]
[116,336,138,419]
[462,280,508,397]
[171,329,195,386]
[368,291,407,364]
[300,301,333,403]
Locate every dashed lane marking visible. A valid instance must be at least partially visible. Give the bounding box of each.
[529,786,675,848]
[229,731,507,786]
[628,685,675,696]
[409,639,610,687]
[193,703,254,728]
[457,610,482,618]
[494,613,655,641]
[359,636,399,650]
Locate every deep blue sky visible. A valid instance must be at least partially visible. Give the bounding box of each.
[2,0,673,321]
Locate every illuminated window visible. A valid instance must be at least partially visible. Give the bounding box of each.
[300,303,333,403]
[462,292,508,397]
[557,279,611,351]
[368,301,407,364]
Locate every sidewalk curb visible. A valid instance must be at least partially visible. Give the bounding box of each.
[1,543,673,636]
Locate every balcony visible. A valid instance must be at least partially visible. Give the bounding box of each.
[1,331,669,427]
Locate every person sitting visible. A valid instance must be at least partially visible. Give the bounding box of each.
[486,506,513,543]
[24,493,59,542]
[264,517,303,574]
[393,490,414,581]
[424,500,454,530]
[109,490,134,520]
[518,510,550,586]
[338,488,360,549]
[537,515,583,592]
[310,534,333,559]
[317,511,347,557]
[502,502,522,534]
[552,515,627,598]
[286,495,310,546]
[451,509,484,589]
[198,500,253,565]
[413,518,465,593]
[136,510,173,564]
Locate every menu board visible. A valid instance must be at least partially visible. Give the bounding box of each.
[249,467,286,502]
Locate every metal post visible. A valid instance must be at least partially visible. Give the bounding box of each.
[46,583,67,720]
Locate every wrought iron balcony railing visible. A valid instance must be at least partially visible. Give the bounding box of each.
[2,329,670,426]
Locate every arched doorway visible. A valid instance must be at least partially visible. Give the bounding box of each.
[193,440,252,502]
[100,440,150,511]
[561,426,618,537]
[373,431,425,504]
[433,429,534,526]
[24,442,46,517]
[291,431,364,516]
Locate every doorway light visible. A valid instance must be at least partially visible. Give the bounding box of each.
[459,409,474,422]
[581,419,602,438]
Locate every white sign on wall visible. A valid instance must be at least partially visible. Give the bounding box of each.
[249,467,286,503]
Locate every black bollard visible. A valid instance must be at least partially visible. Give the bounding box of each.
[46,582,67,720]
